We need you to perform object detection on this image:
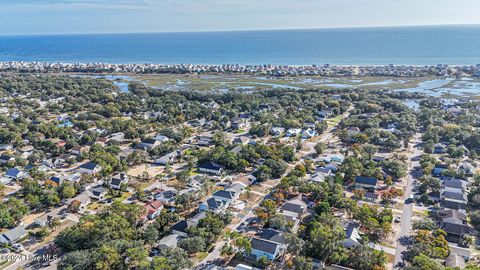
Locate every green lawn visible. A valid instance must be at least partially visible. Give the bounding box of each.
[195,252,209,261]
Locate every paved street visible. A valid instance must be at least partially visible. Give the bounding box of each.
[393,133,422,268]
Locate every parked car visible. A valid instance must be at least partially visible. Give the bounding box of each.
[12,244,24,252]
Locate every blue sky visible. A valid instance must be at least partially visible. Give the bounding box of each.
[3,0,480,35]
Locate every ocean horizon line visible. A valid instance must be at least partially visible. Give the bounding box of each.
[2,23,480,38]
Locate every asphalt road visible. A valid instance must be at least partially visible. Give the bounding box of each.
[393,134,422,268]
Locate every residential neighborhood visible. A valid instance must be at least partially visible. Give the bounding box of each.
[0,73,479,270]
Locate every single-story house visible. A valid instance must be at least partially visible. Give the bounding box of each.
[301,129,317,139]
[0,226,27,245]
[108,132,125,143]
[155,151,179,165]
[270,127,285,136]
[441,190,468,210]
[157,233,182,249]
[285,128,302,137]
[49,175,64,186]
[441,177,467,191]
[232,137,249,145]
[433,143,447,154]
[67,193,91,214]
[34,206,67,227]
[438,209,467,225]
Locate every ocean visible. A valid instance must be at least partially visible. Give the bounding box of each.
[1,25,480,65]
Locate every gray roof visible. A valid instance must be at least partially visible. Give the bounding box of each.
[281,203,305,215]
[439,209,467,224]
[442,177,467,190]
[225,183,244,195]
[213,190,234,199]
[260,229,287,245]
[91,186,107,196]
[442,191,467,202]
[158,234,182,249]
[250,237,278,254]
[441,222,471,236]
[1,226,27,243]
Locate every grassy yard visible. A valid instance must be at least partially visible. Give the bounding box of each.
[114,192,132,203]
[194,252,209,261]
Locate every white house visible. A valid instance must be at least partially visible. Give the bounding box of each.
[88,186,107,201]
[110,172,129,189]
[78,162,102,175]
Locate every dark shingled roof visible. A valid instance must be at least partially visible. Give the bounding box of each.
[260,229,287,245]
[111,178,123,186]
[441,222,471,236]
[442,178,467,190]
[439,209,467,224]
[442,191,467,202]
[80,162,98,170]
[251,237,278,254]
[213,190,234,200]
[206,198,220,209]
[170,220,189,233]
[198,162,221,171]
[143,138,157,145]
[355,176,378,186]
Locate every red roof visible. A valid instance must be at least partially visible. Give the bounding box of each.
[148,200,163,209]
[142,200,163,218]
